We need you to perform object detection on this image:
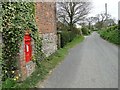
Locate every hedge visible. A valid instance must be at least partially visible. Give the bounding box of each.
[60,26,80,48]
[99,25,120,45]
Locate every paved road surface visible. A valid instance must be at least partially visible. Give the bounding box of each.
[38,32,118,88]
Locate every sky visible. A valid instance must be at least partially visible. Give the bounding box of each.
[118,1,120,20]
[89,0,120,20]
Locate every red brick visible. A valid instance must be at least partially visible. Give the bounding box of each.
[35,2,56,34]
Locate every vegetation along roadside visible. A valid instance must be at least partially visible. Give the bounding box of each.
[2,36,84,88]
[98,25,120,45]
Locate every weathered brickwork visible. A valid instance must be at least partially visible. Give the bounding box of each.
[35,2,57,57]
[35,2,56,33]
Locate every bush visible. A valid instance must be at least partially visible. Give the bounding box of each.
[60,31,79,48]
[2,78,16,88]
[118,20,120,30]
[81,27,90,35]
[99,25,120,45]
[72,27,81,35]
[57,24,81,48]
[60,31,71,47]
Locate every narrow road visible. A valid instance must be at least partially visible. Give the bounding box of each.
[38,32,118,88]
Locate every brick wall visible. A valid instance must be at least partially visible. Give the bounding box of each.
[35,2,56,34]
[35,2,57,57]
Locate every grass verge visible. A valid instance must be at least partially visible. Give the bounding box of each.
[11,36,84,88]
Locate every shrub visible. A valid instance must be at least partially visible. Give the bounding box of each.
[2,78,16,88]
[60,31,71,47]
[81,27,90,35]
[118,20,120,30]
[99,25,120,45]
[57,24,81,48]
[72,27,81,35]
[60,30,80,48]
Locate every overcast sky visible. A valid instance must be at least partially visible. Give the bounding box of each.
[89,0,119,20]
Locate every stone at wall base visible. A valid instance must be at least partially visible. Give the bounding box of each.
[26,61,36,77]
[20,61,35,81]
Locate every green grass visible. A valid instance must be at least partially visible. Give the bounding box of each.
[12,36,84,88]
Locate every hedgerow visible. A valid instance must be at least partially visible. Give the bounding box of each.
[99,25,120,45]
[58,25,80,48]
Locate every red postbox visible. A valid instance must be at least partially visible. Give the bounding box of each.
[24,33,32,63]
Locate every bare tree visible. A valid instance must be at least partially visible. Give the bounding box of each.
[86,17,96,29]
[57,1,91,31]
[94,13,112,29]
[105,18,116,26]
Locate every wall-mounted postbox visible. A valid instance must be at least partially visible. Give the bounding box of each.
[24,34,32,63]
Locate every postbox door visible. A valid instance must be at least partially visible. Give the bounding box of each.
[24,35,32,63]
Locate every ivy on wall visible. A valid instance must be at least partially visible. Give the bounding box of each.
[2,2,43,81]
[0,2,2,33]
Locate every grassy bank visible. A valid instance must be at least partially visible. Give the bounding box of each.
[11,36,84,88]
[98,25,120,45]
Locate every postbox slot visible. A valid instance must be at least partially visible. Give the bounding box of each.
[26,45,29,52]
